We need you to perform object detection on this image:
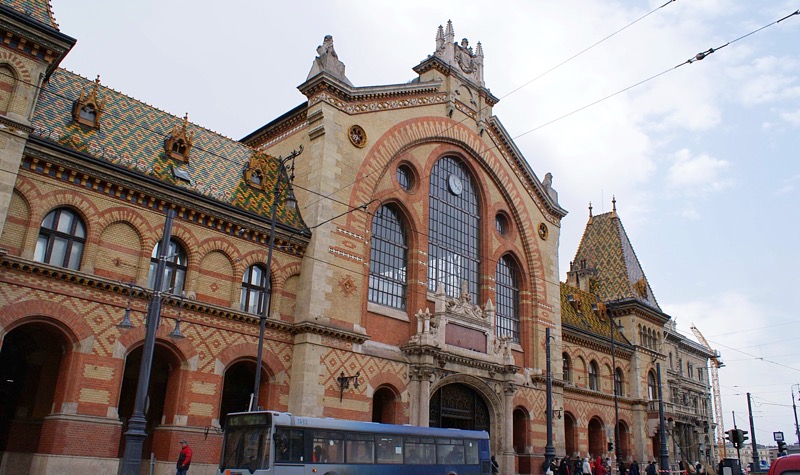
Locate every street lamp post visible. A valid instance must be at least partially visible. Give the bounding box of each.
[609,309,623,469]
[545,327,556,469]
[250,147,302,411]
[657,363,670,473]
[792,384,800,446]
[118,209,176,475]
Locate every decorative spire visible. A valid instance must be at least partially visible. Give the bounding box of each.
[611,195,617,217]
[430,20,485,87]
[589,201,593,218]
[445,19,455,44]
[435,24,445,55]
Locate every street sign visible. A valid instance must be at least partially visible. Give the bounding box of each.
[774,431,784,442]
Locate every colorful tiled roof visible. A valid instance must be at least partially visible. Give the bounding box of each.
[571,211,660,310]
[30,69,306,230]
[0,0,58,30]
[561,283,629,344]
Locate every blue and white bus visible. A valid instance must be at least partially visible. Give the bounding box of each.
[219,410,491,475]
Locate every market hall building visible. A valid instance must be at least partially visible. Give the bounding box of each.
[0,1,714,473]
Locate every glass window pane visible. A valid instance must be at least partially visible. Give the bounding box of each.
[34,235,48,262]
[346,433,374,464]
[55,210,73,233]
[376,436,403,464]
[67,241,83,269]
[41,210,55,229]
[368,205,407,309]
[464,440,479,464]
[49,237,67,266]
[405,439,435,464]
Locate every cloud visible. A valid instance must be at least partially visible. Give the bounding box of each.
[666,149,733,195]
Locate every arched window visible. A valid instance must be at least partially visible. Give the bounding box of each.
[0,64,17,113]
[241,264,268,314]
[495,256,520,342]
[147,239,187,294]
[34,208,86,270]
[368,204,407,309]
[588,361,599,391]
[615,367,624,397]
[638,325,644,346]
[427,156,480,300]
[562,353,572,383]
[647,371,657,400]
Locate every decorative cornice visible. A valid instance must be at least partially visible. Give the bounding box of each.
[563,323,635,358]
[21,139,308,257]
[400,343,519,375]
[0,255,368,344]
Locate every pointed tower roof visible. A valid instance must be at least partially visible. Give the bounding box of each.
[569,200,660,311]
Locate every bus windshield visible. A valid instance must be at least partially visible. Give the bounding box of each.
[220,425,271,471]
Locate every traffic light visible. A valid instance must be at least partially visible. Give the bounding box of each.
[725,430,734,444]
[608,442,614,452]
[740,429,749,445]
[778,440,787,454]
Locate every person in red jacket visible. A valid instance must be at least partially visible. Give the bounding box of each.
[595,456,608,475]
[176,439,193,475]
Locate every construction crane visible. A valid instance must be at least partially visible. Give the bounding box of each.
[691,323,726,461]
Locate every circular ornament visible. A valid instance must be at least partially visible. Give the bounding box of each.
[348,124,367,148]
[538,223,549,240]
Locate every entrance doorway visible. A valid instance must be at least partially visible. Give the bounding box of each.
[588,417,605,459]
[429,383,490,432]
[564,412,578,458]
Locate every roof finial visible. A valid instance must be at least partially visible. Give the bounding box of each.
[611,195,617,217]
[588,201,593,218]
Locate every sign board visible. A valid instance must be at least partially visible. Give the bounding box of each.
[774,432,784,442]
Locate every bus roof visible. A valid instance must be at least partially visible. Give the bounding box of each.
[227,411,489,439]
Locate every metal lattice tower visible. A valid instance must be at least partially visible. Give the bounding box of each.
[691,324,726,460]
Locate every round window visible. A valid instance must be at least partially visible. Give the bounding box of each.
[495,213,509,236]
[397,164,414,191]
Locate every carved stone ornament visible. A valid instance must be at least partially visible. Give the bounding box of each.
[72,75,106,128]
[348,124,367,148]
[307,35,353,86]
[445,280,485,320]
[433,20,485,87]
[634,277,649,298]
[164,113,194,162]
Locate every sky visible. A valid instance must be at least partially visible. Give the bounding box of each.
[50,0,800,449]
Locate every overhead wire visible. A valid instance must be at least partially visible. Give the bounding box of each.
[6,7,800,321]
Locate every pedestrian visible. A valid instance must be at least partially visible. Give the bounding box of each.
[620,460,628,475]
[583,457,592,475]
[696,462,703,475]
[630,459,640,475]
[646,461,657,475]
[492,455,500,474]
[559,457,571,475]
[596,457,608,475]
[176,439,193,475]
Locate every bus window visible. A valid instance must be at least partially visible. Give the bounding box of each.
[405,437,435,464]
[346,432,375,464]
[221,426,270,471]
[464,440,479,464]
[275,428,305,463]
[376,435,403,464]
[437,439,465,465]
[313,431,344,464]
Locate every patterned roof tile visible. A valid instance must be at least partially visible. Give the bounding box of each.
[1,0,58,29]
[561,282,628,343]
[30,69,306,230]
[571,211,660,310]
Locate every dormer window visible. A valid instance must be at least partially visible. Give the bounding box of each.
[244,151,273,191]
[164,114,194,162]
[72,75,105,128]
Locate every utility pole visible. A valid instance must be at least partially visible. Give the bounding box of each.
[747,393,759,472]
[733,411,741,464]
[545,327,555,470]
[792,384,800,446]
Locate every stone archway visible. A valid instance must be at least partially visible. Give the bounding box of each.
[565,412,578,458]
[219,359,270,427]
[588,417,605,459]
[0,321,72,472]
[430,383,490,432]
[372,386,401,424]
[618,420,631,460]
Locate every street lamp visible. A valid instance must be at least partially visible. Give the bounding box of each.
[544,327,556,470]
[250,147,303,411]
[118,209,177,475]
[792,384,800,446]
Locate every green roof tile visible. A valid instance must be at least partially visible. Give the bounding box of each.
[30,69,306,230]
[1,0,58,29]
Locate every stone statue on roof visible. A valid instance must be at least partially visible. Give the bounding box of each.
[307,35,353,86]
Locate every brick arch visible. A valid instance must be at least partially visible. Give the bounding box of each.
[195,242,236,306]
[0,52,33,82]
[347,117,548,302]
[195,236,241,264]
[115,324,198,367]
[2,188,32,255]
[367,371,406,398]
[0,300,92,347]
[94,206,150,245]
[215,342,285,378]
[430,373,503,419]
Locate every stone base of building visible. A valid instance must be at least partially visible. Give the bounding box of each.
[0,452,118,475]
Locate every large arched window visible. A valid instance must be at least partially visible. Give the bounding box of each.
[615,367,624,397]
[647,370,658,400]
[241,264,268,314]
[562,353,572,383]
[427,156,480,300]
[34,208,86,270]
[588,360,599,391]
[147,239,187,294]
[368,204,407,309]
[495,256,519,342]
